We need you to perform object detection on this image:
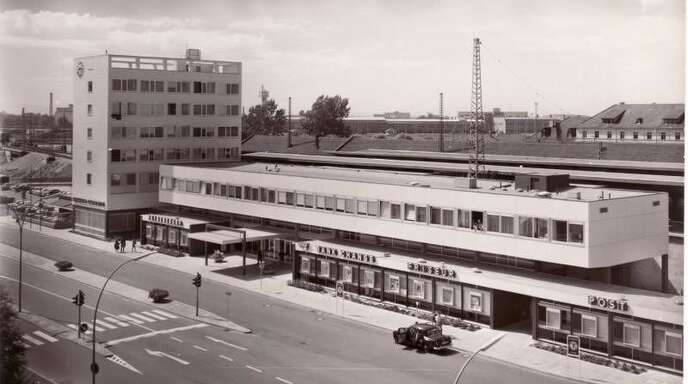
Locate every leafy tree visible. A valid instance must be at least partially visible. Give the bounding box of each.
[0,287,25,384]
[241,99,286,138]
[301,95,351,149]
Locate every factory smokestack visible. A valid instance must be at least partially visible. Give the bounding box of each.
[49,92,54,117]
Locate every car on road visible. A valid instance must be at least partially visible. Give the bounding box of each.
[393,323,452,353]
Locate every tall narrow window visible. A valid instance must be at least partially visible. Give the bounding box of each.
[88,81,93,93]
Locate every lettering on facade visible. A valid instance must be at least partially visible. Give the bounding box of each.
[407,262,457,278]
[316,245,377,264]
[72,197,106,208]
[588,295,629,312]
[147,215,184,228]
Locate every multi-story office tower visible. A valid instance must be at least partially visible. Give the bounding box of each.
[72,49,242,238]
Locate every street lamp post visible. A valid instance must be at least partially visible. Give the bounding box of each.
[452,333,504,384]
[91,253,150,384]
[9,202,33,312]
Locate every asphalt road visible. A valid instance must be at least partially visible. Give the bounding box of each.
[0,224,580,384]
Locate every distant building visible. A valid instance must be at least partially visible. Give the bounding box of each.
[575,103,684,143]
[72,49,242,238]
[54,104,73,125]
[373,111,411,119]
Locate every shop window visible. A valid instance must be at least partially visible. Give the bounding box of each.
[440,287,454,306]
[342,265,353,282]
[622,323,640,347]
[458,209,470,228]
[145,224,153,238]
[180,231,188,246]
[168,229,177,244]
[469,292,483,312]
[320,261,330,278]
[363,270,375,288]
[568,223,584,243]
[388,275,400,293]
[581,314,597,338]
[390,203,401,219]
[665,332,682,356]
[300,258,310,274]
[442,209,454,226]
[545,308,561,329]
[410,279,424,299]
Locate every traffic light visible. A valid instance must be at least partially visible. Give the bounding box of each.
[192,273,202,288]
[72,290,85,306]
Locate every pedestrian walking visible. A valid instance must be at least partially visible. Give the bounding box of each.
[114,239,120,253]
[121,239,127,253]
[433,311,442,327]
[132,239,137,252]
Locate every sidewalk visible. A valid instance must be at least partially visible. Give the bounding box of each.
[1,218,680,384]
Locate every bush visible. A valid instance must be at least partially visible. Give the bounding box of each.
[148,289,170,303]
[287,280,325,293]
[54,260,73,271]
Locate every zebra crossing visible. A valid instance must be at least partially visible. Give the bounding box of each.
[65,309,180,335]
[22,330,59,348]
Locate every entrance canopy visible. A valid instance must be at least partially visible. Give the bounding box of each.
[187,228,284,245]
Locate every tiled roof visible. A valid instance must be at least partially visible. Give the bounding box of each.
[560,115,591,130]
[578,103,684,129]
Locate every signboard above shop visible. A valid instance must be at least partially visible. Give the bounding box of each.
[407,261,457,279]
[588,295,629,312]
[295,241,379,265]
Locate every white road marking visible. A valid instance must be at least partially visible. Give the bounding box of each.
[141,311,167,321]
[22,334,44,346]
[170,336,183,343]
[205,336,248,351]
[95,319,117,329]
[152,309,179,319]
[105,324,208,346]
[193,345,208,352]
[128,313,156,323]
[117,314,144,325]
[218,354,233,362]
[66,323,92,335]
[93,325,106,332]
[104,316,130,327]
[275,377,293,384]
[107,354,142,375]
[33,331,58,343]
[145,348,190,365]
[246,365,263,373]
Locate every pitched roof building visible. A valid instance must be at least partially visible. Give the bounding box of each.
[574,103,684,143]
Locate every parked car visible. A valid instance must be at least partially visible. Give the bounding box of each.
[393,323,452,353]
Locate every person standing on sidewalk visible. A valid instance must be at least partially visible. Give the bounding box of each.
[433,311,442,328]
[121,239,127,253]
[132,239,137,253]
[114,239,120,253]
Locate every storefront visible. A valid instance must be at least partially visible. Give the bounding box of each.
[140,213,210,255]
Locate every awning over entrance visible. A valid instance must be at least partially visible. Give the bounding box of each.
[187,228,284,245]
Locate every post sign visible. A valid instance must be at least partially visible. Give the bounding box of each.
[588,295,629,312]
[336,281,344,296]
[567,335,580,358]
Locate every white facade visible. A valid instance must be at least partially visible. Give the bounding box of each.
[158,163,668,269]
[72,51,242,237]
[576,127,683,143]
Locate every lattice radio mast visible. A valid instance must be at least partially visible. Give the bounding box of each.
[439,92,444,152]
[468,37,485,185]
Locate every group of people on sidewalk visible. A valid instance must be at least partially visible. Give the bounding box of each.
[113,238,137,253]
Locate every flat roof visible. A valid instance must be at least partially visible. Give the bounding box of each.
[306,239,682,325]
[328,149,684,172]
[188,228,283,245]
[171,161,654,202]
[241,152,683,188]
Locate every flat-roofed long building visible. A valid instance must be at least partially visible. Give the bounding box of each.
[151,160,682,373]
[72,49,242,238]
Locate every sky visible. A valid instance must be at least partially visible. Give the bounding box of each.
[0,0,684,117]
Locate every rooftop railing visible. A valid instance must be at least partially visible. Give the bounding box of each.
[110,55,241,75]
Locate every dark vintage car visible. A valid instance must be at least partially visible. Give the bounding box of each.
[393,323,452,352]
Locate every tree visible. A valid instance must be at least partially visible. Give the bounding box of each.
[241,99,286,138]
[301,95,351,149]
[0,287,25,384]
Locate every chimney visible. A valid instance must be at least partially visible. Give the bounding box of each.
[49,92,53,117]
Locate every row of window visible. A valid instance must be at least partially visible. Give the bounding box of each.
[110,79,240,95]
[160,178,585,244]
[110,102,240,117]
[85,171,158,186]
[581,130,681,141]
[111,125,239,139]
[107,146,240,163]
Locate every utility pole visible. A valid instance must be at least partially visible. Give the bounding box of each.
[467,37,485,186]
[439,92,444,152]
[22,107,26,152]
[288,97,292,147]
[192,273,202,316]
